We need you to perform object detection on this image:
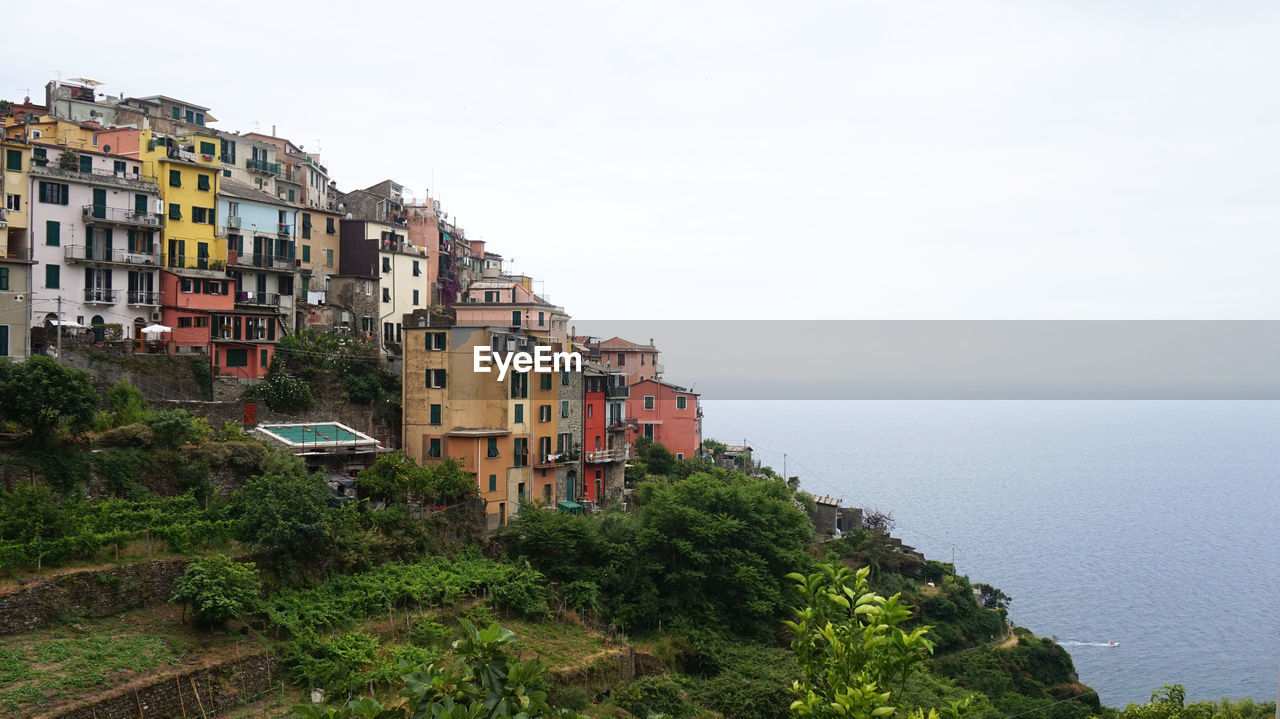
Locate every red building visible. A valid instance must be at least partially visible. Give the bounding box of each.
[160,269,279,379]
[627,378,702,460]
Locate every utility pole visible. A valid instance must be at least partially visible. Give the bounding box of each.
[783,453,787,480]
[55,295,62,364]
[951,544,956,575]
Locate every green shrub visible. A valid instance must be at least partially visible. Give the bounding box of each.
[170,554,260,628]
[614,676,689,719]
[143,409,205,450]
[190,356,213,399]
[562,580,601,614]
[408,618,452,648]
[101,422,155,447]
[245,371,314,413]
[492,563,549,618]
[343,372,383,404]
[550,685,593,711]
[107,381,148,426]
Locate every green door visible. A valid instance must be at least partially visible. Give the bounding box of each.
[92,188,106,219]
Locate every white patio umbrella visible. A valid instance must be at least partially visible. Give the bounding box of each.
[140,323,172,335]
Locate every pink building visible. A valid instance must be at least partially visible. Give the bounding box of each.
[627,378,701,460]
[159,269,278,379]
[585,336,661,385]
[453,279,567,343]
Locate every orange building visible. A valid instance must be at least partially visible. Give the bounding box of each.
[626,378,702,460]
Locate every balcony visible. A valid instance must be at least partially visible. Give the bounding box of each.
[278,223,293,236]
[83,288,119,304]
[29,163,159,191]
[82,205,165,229]
[585,447,629,463]
[127,291,160,306]
[227,250,296,272]
[246,158,281,176]
[535,451,578,468]
[65,244,162,266]
[605,386,629,399]
[606,418,637,432]
[162,255,225,271]
[0,246,35,263]
[235,291,281,307]
[212,329,274,343]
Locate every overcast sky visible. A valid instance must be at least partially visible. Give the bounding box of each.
[5,1,1279,321]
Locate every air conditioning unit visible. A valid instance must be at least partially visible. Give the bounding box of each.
[150,311,162,321]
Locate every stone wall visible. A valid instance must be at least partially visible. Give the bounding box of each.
[44,650,279,719]
[0,558,189,636]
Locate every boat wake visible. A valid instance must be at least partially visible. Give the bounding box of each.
[1052,637,1120,648]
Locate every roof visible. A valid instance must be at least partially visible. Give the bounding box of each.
[138,95,213,113]
[724,445,752,454]
[631,377,699,395]
[219,178,296,208]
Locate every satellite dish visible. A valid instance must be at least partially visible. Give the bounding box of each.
[102,144,111,153]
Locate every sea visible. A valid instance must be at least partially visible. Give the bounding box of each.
[701,399,1280,708]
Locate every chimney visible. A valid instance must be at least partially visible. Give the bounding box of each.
[271,124,276,136]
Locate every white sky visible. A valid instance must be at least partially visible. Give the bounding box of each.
[6,1,1279,320]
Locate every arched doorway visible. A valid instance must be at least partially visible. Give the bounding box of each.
[90,315,106,343]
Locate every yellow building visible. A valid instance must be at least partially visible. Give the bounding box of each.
[403,313,567,529]
[137,129,224,269]
[2,135,31,254]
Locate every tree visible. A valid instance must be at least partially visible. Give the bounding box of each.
[0,356,99,440]
[170,554,260,628]
[143,408,207,449]
[641,441,677,476]
[634,471,813,636]
[785,564,936,719]
[107,380,148,426]
[234,455,330,571]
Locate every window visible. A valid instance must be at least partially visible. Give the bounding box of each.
[427,438,441,458]
[192,207,209,224]
[302,245,311,263]
[513,438,528,467]
[511,311,521,326]
[560,400,570,418]
[78,155,92,173]
[426,332,446,351]
[427,368,447,388]
[510,371,528,399]
[644,396,655,410]
[412,290,420,305]
[169,204,182,220]
[171,105,181,120]
[487,438,499,458]
[644,423,654,440]
[617,353,625,366]
[587,404,593,418]
[225,349,249,367]
[199,141,215,156]
[677,453,684,460]
[325,249,334,267]
[326,217,335,233]
[45,221,60,246]
[135,194,148,214]
[484,291,499,302]
[4,150,20,171]
[412,260,421,276]
[169,169,181,187]
[429,404,442,425]
[0,268,8,291]
[538,311,544,327]
[514,404,524,423]
[197,174,210,191]
[539,373,552,391]
[287,189,295,202]
[382,288,391,303]
[180,278,193,293]
[32,147,46,165]
[38,182,69,205]
[488,474,497,492]
[113,160,126,175]
[4,195,17,211]
[381,257,391,273]
[45,264,60,289]
[301,214,311,239]
[178,317,193,328]
[539,405,551,422]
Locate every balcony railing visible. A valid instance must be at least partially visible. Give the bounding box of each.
[162,255,225,271]
[82,205,165,228]
[83,288,119,304]
[0,246,34,262]
[227,251,296,271]
[65,244,161,266]
[246,158,281,175]
[127,291,160,306]
[535,451,578,467]
[585,447,629,463]
[29,163,158,190]
[605,386,629,399]
[235,291,281,307]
